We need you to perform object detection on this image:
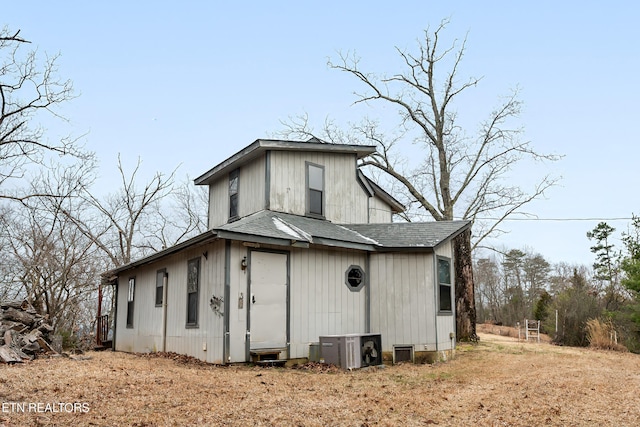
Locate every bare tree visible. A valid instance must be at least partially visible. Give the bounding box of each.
[0,27,85,203]
[282,20,560,341]
[0,186,100,335]
[142,175,209,251]
[474,255,502,323]
[0,152,208,344]
[59,156,174,268]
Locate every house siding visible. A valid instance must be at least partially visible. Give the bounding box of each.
[369,252,434,352]
[222,243,368,362]
[269,151,370,223]
[288,246,368,359]
[208,154,266,227]
[226,241,249,362]
[434,240,457,347]
[368,195,394,223]
[116,271,162,353]
[115,240,226,364]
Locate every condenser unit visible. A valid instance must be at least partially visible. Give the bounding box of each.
[319,333,382,369]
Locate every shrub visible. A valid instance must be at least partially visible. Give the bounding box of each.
[586,318,628,352]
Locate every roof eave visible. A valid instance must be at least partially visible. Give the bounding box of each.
[194,139,377,186]
[312,237,376,252]
[215,230,295,248]
[433,220,473,250]
[194,139,263,185]
[102,230,218,279]
[374,246,436,253]
[357,171,406,213]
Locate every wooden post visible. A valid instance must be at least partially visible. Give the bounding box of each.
[96,285,103,346]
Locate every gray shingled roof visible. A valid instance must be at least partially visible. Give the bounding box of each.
[346,221,471,249]
[103,212,471,279]
[216,211,378,248]
[216,210,470,250]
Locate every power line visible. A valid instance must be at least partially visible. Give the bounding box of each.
[474,217,633,222]
[406,212,635,222]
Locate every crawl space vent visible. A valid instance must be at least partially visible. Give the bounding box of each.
[393,345,415,364]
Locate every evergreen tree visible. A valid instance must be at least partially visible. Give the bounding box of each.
[587,222,622,310]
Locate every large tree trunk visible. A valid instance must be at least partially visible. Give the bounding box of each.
[454,229,478,342]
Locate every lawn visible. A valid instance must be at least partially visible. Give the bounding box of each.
[1,331,639,426]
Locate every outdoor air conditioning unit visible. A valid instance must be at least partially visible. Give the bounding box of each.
[319,333,382,369]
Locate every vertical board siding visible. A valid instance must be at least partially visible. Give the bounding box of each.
[208,178,228,228]
[369,253,434,351]
[207,150,396,226]
[238,155,265,218]
[227,241,249,362]
[269,151,370,223]
[368,196,393,223]
[115,271,163,353]
[288,246,368,358]
[207,154,266,228]
[115,240,226,364]
[434,241,456,349]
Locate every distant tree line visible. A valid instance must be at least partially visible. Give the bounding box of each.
[475,216,640,352]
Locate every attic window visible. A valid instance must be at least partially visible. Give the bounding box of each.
[306,162,324,217]
[229,169,239,220]
[345,265,365,292]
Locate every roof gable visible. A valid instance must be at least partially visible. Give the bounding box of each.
[356,170,405,213]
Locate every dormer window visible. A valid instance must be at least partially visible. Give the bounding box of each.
[306,162,324,217]
[229,169,239,220]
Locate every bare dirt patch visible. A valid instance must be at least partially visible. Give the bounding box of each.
[1,331,639,426]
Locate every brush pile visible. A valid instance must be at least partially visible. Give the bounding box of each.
[0,300,57,363]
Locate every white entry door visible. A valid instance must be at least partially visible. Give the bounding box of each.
[249,251,288,350]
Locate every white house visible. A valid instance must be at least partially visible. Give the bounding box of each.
[102,139,471,364]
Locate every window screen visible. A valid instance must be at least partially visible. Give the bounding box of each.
[307,163,324,216]
[438,258,452,312]
[187,258,200,326]
[127,278,135,328]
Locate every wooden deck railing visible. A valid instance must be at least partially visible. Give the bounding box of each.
[96,314,109,347]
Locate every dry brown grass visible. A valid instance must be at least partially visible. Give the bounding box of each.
[586,318,629,352]
[1,328,640,426]
[476,322,552,343]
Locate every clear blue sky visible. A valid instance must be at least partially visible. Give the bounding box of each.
[4,1,639,266]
